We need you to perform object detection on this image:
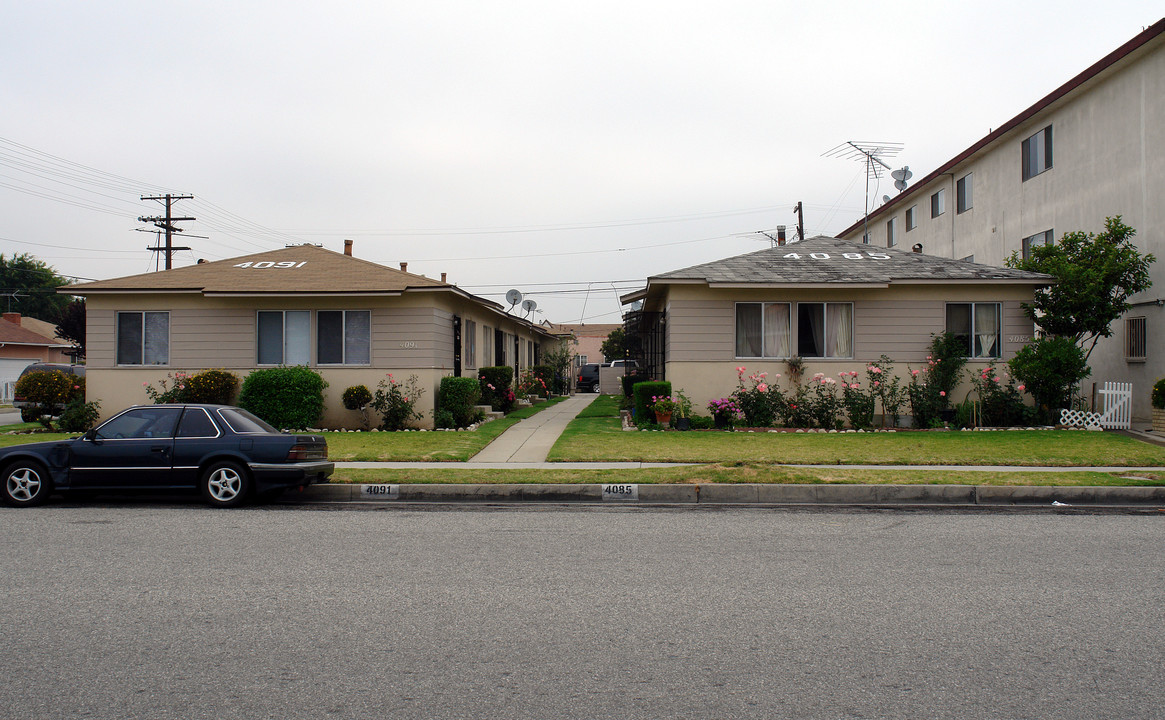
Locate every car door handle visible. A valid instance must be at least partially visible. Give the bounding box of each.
[150,446,170,454]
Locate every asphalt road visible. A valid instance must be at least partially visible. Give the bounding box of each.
[3,503,1164,719]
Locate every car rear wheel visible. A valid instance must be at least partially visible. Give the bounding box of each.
[200,461,251,508]
[2,460,52,507]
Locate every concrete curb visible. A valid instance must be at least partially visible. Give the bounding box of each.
[291,482,1165,507]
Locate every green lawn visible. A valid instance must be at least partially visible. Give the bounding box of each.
[546,395,1165,467]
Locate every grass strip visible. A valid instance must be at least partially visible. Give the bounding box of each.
[331,464,1165,487]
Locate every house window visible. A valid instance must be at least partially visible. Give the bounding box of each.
[796,303,853,358]
[931,189,945,218]
[735,303,791,359]
[1126,317,1147,361]
[1022,125,1053,180]
[116,311,169,365]
[956,173,973,213]
[886,218,897,248]
[862,232,870,245]
[961,255,976,263]
[465,320,477,369]
[946,303,1001,358]
[257,311,310,365]
[318,310,371,365]
[1022,229,1054,259]
[906,206,917,231]
[482,326,492,367]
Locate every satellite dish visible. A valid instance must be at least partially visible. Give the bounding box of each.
[521,299,537,313]
[891,165,912,191]
[882,195,892,204]
[505,289,523,307]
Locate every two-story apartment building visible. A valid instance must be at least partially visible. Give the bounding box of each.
[837,18,1165,421]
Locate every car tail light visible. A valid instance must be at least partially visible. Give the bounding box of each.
[287,444,327,461]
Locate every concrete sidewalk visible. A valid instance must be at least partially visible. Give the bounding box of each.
[468,393,595,463]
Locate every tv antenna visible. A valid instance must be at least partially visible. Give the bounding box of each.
[823,141,903,242]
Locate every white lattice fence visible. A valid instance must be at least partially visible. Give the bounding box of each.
[1059,382,1132,430]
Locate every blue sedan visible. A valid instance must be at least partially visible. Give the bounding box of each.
[1,404,333,508]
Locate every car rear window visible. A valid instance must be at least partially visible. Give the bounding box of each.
[216,407,279,434]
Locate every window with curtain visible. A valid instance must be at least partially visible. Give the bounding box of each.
[257,310,310,365]
[735,303,790,358]
[465,320,477,369]
[116,311,170,365]
[797,303,852,358]
[946,303,1001,358]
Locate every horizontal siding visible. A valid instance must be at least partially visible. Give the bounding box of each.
[372,307,451,367]
[854,301,944,362]
[171,309,254,367]
[665,297,1032,364]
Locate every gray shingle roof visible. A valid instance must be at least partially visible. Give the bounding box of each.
[652,236,1052,285]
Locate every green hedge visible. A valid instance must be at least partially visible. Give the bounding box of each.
[631,381,671,424]
[439,376,482,428]
[238,366,328,429]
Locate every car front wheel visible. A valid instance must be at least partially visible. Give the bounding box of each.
[200,461,251,508]
[2,460,52,507]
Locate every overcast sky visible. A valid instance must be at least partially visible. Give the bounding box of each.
[2,2,1159,324]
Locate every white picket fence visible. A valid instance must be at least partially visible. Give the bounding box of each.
[1059,381,1132,430]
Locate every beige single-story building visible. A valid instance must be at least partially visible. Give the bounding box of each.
[620,236,1053,416]
[64,242,555,428]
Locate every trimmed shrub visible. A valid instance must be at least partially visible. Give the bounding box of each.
[238,366,328,429]
[1008,336,1089,423]
[1153,378,1165,410]
[145,369,239,405]
[479,366,514,412]
[342,385,372,410]
[439,376,482,428]
[631,381,671,424]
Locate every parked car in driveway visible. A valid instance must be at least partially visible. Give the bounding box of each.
[0,404,333,508]
[576,363,600,392]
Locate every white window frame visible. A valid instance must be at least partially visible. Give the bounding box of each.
[465,320,477,369]
[116,311,170,366]
[956,173,973,214]
[257,310,311,366]
[317,310,371,366]
[795,302,854,359]
[734,302,792,359]
[1022,125,1053,181]
[931,189,945,218]
[945,302,1002,359]
[906,206,917,231]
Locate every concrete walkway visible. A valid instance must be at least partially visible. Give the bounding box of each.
[468,393,595,463]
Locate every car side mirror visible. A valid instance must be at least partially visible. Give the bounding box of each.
[83,429,100,443]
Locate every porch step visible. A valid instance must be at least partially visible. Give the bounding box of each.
[474,405,505,422]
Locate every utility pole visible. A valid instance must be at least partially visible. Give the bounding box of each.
[793,201,805,242]
[139,194,194,270]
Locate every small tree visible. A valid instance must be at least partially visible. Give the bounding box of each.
[54,299,86,360]
[1009,336,1090,423]
[541,339,576,394]
[1007,216,1154,360]
[599,327,628,363]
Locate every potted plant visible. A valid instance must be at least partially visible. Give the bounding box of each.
[707,398,740,430]
[1152,378,1165,432]
[650,395,679,427]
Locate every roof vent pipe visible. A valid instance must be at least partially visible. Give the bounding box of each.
[912,243,923,254]
[400,262,408,272]
[344,239,353,256]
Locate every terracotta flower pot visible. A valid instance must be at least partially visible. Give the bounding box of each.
[655,411,672,427]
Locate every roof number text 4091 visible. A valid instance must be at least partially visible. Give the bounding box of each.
[233,261,307,269]
[783,252,890,260]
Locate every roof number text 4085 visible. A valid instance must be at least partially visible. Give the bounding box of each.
[233,261,307,269]
[782,252,890,260]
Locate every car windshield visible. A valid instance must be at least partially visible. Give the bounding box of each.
[216,407,279,434]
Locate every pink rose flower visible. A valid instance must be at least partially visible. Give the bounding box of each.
[757,383,768,392]
[940,391,946,397]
